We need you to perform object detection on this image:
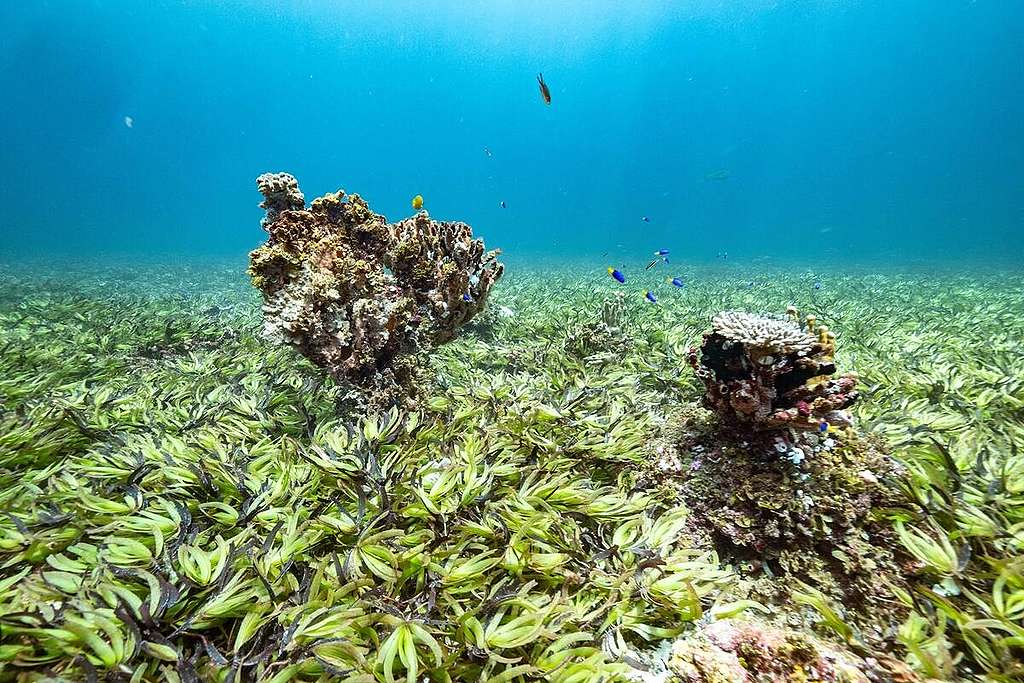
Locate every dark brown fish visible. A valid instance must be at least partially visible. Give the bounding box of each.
[537,73,551,105]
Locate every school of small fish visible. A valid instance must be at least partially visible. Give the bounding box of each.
[607,251,681,303]
[605,244,822,304]
[414,71,739,290]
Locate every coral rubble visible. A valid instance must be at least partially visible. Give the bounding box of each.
[249,172,503,405]
[664,619,924,683]
[688,311,858,431]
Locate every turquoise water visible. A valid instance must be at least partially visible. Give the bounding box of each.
[1,1,1021,265]
[3,5,1024,680]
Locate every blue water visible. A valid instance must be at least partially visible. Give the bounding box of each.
[1,1,1021,265]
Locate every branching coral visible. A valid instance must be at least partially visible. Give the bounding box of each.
[248,173,503,405]
[688,311,858,431]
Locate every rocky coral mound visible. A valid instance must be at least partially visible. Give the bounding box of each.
[636,309,912,639]
[249,172,503,405]
[663,619,923,683]
[661,409,908,635]
[688,311,858,430]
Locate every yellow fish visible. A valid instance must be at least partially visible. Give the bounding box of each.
[411,194,424,210]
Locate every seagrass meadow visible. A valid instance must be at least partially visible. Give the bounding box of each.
[1,257,1023,682]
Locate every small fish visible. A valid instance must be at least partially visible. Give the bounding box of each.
[412,194,424,210]
[814,281,822,290]
[463,293,473,302]
[818,421,829,433]
[654,249,669,256]
[607,267,625,284]
[641,216,651,223]
[644,291,658,303]
[705,169,731,181]
[537,73,551,105]
[499,200,506,209]
[124,116,133,128]
[668,277,685,288]
[748,281,755,288]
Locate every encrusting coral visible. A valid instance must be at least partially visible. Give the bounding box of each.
[249,172,503,406]
[688,310,859,431]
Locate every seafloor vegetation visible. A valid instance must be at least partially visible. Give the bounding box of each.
[1,258,1022,682]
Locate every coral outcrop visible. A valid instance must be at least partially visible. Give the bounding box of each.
[687,311,858,431]
[632,308,911,639]
[663,619,924,683]
[249,173,503,406]
[658,409,909,637]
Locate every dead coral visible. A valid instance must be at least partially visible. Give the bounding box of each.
[665,619,925,683]
[387,211,502,343]
[688,311,858,430]
[255,172,305,227]
[249,173,503,406]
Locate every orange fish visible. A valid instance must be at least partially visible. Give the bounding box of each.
[537,73,551,105]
